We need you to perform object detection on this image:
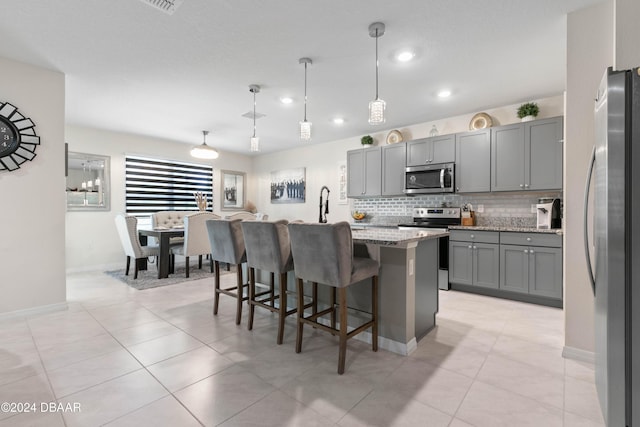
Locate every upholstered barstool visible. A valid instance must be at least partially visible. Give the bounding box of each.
[288,221,379,374]
[114,214,160,279]
[206,218,248,325]
[241,220,299,344]
[170,212,220,277]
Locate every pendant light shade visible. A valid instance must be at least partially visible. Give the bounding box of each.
[299,57,312,141]
[249,85,260,152]
[191,130,219,159]
[368,22,386,125]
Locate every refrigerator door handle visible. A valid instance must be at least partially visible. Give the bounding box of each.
[583,145,596,294]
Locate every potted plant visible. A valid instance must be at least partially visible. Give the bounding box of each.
[360,135,374,145]
[517,102,539,122]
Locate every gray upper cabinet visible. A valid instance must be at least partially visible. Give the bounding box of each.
[381,143,407,196]
[347,146,382,197]
[491,124,526,191]
[406,134,455,166]
[491,116,563,192]
[527,117,563,190]
[455,129,491,193]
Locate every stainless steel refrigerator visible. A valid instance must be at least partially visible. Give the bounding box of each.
[584,67,640,427]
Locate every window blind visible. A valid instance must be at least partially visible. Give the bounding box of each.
[125,155,213,216]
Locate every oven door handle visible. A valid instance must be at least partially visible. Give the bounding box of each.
[440,169,445,189]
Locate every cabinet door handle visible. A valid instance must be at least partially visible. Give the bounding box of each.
[520,184,524,188]
[468,245,472,249]
[524,184,530,188]
[470,234,475,239]
[529,250,535,254]
[473,246,477,250]
[524,249,529,254]
[526,237,532,242]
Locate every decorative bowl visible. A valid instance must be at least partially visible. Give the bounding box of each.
[352,211,367,221]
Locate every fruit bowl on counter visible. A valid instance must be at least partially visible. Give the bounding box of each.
[352,211,367,222]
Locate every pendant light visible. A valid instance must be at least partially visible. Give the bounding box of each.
[299,57,312,141]
[249,84,260,152]
[190,130,219,159]
[368,22,386,125]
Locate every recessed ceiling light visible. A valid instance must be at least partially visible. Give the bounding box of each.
[438,90,452,98]
[397,50,415,62]
[280,96,293,104]
[333,118,345,124]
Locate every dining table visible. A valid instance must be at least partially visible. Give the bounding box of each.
[138,227,185,279]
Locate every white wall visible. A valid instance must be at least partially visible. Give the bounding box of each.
[64,126,253,272]
[0,57,66,314]
[253,96,564,223]
[564,1,613,356]
[614,0,640,70]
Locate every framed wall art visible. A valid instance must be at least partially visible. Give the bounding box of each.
[270,167,305,204]
[221,170,245,210]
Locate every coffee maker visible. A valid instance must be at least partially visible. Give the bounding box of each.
[536,198,561,229]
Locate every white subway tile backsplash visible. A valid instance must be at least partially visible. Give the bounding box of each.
[352,192,562,227]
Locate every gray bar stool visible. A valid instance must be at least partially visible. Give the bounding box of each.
[206,218,248,325]
[242,220,298,344]
[288,221,379,374]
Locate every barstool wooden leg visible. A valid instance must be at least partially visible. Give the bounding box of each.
[372,275,378,352]
[213,260,220,315]
[277,272,287,344]
[248,267,256,330]
[330,287,337,329]
[125,256,131,276]
[185,256,190,278]
[337,287,348,375]
[295,278,304,353]
[270,272,275,307]
[235,266,243,325]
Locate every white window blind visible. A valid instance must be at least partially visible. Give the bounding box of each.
[125,155,213,216]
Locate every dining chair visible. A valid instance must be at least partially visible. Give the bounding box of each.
[241,219,303,344]
[114,214,160,279]
[206,218,248,324]
[288,221,379,374]
[170,212,220,278]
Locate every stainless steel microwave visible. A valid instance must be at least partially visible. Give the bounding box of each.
[404,163,455,194]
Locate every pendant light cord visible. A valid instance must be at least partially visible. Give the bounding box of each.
[304,61,308,121]
[375,28,379,100]
[252,90,257,138]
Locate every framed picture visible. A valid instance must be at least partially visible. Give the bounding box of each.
[221,170,245,210]
[270,167,305,204]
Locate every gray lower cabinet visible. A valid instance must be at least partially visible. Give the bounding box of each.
[381,143,407,196]
[455,129,490,193]
[499,232,563,300]
[406,134,455,166]
[449,230,499,289]
[347,146,382,197]
[491,116,563,192]
[451,230,563,305]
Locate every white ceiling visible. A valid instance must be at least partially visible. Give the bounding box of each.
[0,0,600,155]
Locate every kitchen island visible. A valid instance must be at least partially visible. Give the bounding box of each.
[349,227,448,355]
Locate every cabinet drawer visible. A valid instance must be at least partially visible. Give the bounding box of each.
[500,232,562,247]
[449,230,499,244]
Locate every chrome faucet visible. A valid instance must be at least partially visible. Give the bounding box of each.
[319,186,330,223]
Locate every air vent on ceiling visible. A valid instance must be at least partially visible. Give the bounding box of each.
[241,111,266,120]
[138,0,184,15]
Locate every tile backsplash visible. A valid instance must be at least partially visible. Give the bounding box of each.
[352,191,563,227]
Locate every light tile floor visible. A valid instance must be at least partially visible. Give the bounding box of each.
[0,271,605,426]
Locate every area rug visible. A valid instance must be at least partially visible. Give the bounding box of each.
[106,262,235,290]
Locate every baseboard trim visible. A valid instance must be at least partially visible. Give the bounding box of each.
[562,345,595,363]
[315,317,417,356]
[0,302,68,321]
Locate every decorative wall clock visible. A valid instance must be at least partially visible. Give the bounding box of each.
[0,102,40,171]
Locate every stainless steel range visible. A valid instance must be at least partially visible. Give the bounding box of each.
[399,207,461,290]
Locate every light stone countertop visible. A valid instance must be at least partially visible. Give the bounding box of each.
[448,225,563,235]
[351,227,448,246]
